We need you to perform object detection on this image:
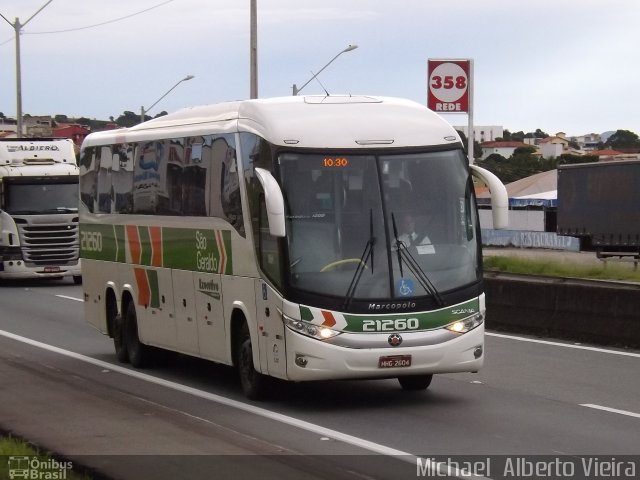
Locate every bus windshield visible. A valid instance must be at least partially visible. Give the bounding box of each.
[279,149,480,304]
[4,180,78,215]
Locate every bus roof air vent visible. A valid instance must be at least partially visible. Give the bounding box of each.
[355,140,394,145]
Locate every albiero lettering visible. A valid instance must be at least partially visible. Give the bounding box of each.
[362,318,419,331]
[8,145,60,152]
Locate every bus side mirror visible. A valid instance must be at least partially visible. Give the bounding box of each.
[470,165,509,230]
[255,168,286,237]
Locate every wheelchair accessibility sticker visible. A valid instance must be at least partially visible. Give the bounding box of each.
[396,278,415,297]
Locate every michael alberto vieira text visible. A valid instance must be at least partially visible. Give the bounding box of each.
[416,456,637,478]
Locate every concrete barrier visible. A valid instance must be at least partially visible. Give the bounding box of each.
[483,273,640,348]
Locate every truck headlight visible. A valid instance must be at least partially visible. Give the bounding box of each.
[445,312,484,334]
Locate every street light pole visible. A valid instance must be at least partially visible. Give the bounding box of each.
[292,44,358,96]
[140,75,195,123]
[0,0,54,138]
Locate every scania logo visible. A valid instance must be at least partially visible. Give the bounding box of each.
[369,302,416,311]
[388,334,403,347]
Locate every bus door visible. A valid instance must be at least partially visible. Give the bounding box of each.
[172,269,199,355]
[193,272,227,362]
[255,280,286,379]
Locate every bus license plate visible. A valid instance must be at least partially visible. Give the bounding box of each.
[44,266,61,273]
[378,355,411,368]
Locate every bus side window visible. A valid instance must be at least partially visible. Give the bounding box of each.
[258,193,282,285]
[211,135,244,236]
[79,146,98,213]
[96,146,113,213]
[112,144,134,214]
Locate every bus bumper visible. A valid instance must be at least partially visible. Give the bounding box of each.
[284,323,484,382]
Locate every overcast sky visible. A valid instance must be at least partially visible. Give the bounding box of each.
[1,0,638,136]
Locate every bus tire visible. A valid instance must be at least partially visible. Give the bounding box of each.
[235,321,267,400]
[113,313,128,363]
[398,374,433,391]
[123,301,151,368]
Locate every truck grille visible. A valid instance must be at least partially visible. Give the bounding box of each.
[17,218,79,266]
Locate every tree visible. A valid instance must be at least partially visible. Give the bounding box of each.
[513,146,537,155]
[604,129,640,152]
[533,128,548,138]
[116,111,141,128]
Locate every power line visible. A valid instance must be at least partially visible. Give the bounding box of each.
[16,0,176,36]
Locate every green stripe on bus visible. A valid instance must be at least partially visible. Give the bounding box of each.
[138,226,152,266]
[342,298,480,332]
[147,269,160,308]
[80,224,233,275]
[114,225,126,263]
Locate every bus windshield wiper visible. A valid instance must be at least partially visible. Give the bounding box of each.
[343,209,375,310]
[391,212,444,307]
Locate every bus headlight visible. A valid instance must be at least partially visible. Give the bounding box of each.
[284,317,341,341]
[445,312,484,334]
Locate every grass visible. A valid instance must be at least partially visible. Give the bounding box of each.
[0,435,92,480]
[483,255,640,282]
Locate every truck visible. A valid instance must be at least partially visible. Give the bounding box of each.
[0,138,81,283]
[556,160,640,259]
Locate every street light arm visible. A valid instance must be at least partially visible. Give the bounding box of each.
[0,13,12,27]
[294,44,358,96]
[22,0,54,27]
[141,75,194,122]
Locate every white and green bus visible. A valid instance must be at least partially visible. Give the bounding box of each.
[79,96,507,399]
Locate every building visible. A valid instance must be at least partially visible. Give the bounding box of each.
[570,133,601,151]
[23,115,54,137]
[53,123,91,150]
[454,125,503,143]
[480,141,532,160]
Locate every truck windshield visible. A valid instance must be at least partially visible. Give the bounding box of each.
[279,149,480,304]
[4,181,78,214]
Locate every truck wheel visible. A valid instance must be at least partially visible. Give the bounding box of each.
[123,302,152,368]
[73,275,82,285]
[398,374,433,391]
[235,322,267,400]
[113,314,128,363]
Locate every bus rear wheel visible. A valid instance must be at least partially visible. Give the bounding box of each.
[124,302,152,368]
[113,313,128,363]
[235,322,267,400]
[398,374,433,391]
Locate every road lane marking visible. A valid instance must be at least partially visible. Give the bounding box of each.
[0,329,409,456]
[55,295,83,302]
[486,332,640,358]
[580,404,640,419]
[0,328,491,479]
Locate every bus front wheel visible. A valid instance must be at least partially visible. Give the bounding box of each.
[398,374,433,391]
[124,302,152,368]
[235,322,267,400]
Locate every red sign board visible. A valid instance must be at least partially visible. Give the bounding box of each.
[427,59,471,113]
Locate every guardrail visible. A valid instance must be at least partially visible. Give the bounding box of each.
[484,272,640,348]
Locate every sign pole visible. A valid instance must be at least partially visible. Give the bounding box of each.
[467,59,474,165]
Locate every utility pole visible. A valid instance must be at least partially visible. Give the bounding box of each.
[250,0,258,99]
[0,1,54,138]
